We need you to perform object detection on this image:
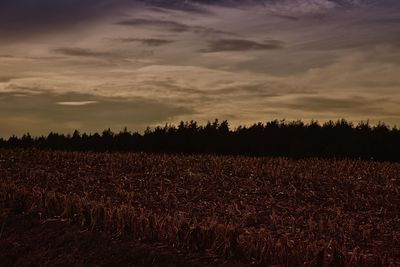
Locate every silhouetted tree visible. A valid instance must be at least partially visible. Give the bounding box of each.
[1,119,400,162]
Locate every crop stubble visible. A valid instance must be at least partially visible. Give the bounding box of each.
[0,149,399,266]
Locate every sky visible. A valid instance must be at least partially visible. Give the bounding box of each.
[1,0,400,136]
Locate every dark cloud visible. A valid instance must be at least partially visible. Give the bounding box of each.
[52,47,156,64]
[0,0,212,38]
[199,39,284,52]
[119,38,175,46]
[116,18,237,35]
[0,77,16,83]
[0,90,194,136]
[0,0,221,37]
[117,18,190,32]
[1,0,389,49]
[270,14,300,21]
[1,0,389,40]
[141,0,213,14]
[53,48,114,58]
[0,0,135,39]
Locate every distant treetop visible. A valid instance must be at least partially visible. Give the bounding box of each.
[1,119,400,162]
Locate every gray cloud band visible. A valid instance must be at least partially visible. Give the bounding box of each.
[199,39,284,52]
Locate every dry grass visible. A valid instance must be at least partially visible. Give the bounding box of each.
[0,149,399,266]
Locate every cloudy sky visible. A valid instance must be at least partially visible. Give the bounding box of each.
[1,0,400,136]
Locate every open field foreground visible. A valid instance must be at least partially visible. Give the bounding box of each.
[0,149,399,266]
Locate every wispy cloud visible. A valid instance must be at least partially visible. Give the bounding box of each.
[53,48,114,58]
[263,0,337,16]
[118,38,175,46]
[143,0,213,14]
[0,91,194,136]
[56,101,98,106]
[200,39,284,52]
[117,18,190,32]
[1,0,400,135]
[282,95,391,114]
[116,18,236,35]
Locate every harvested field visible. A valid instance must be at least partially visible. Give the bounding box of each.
[0,149,399,266]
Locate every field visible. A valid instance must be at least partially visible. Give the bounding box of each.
[0,149,399,266]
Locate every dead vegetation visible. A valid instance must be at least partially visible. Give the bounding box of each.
[0,149,399,266]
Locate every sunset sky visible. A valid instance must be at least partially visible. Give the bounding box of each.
[1,0,400,136]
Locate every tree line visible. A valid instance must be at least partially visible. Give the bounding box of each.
[1,119,400,162]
